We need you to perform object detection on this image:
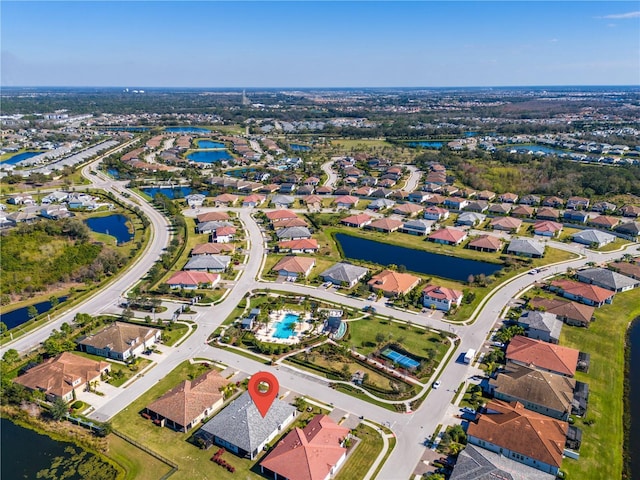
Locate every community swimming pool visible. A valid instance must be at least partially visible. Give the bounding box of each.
[271,312,300,339]
[382,347,420,369]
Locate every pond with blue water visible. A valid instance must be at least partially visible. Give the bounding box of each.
[195,140,226,149]
[1,296,67,330]
[290,144,311,151]
[187,150,233,163]
[503,145,568,156]
[141,186,197,199]
[1,151,44,165]
[335,233,502,282]
[165,126,211,134]
[85,214,133,244]
[406,141,444,149]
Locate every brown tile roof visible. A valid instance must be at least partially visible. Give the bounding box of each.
[146,370,229,429]
[506,335,579,376]
[536,207,560,219]
[215,226,236,237]
[272,256,315,274]
[315,186,333,194]
[490,216,522,230]
[166,271,220,287]
[533,220,563,233]
[272,217,309,229]
[422,285,462,301]
[393,203,424,215]
[334,195,359,205]
[529,297,594,325]
[278,238,319,251]
[367,218,403,231]
[424,194,446,205]
[588,215,620,228]
[78,322,161,355]
[368,270,421,295]
[243,194,266,204]
[260,415,349,480]
[609,261,640,280]
[213,193,239,203]
[511,205,535,217]
[197,211,230,223]
[428,227,467,244]
[191,243,235,255]
[467,234,502,251]
[468,400,568,469]
[550,279,615,304]
[302,195,323,205]
[266,209,298,221]
[14,352,109,399]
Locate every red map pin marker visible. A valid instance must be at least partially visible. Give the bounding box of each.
[248,371,279,418]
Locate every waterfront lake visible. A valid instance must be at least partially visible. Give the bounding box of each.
[290,144,311,151]
[85,214,133,244]
[335,233,502,282]
[1,296,67,330]
[1,151,44,165]
[195,140,226,149]
[141,186,195,199]
[407,141,444,149]
[629,318,640,479]
[1,418,87,480]
[165,126,211,133]
[504,145,568,156]
[187,150,233,163]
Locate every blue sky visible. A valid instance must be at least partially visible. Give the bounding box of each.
[1,1,639,87]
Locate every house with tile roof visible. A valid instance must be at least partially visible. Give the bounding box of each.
[212,193,239,207]
[166,271,220,290]
[14,352,110,403]
[277,238,319,254]
[272,217,309,229]
[620,204,640,218]
[506,335,579,377]
[575,267,639,292]
[367,198,395,211]
[477,190,496,201]
[467,399,568,475]
[566,196,590,210]
[571,229,616,248]
[467,235,502,253]
[146,370,230,432]
[428,227,468,245]
[511,205,535,218]
[422,285,463,311]
[507,238,545,258]
[214,226,236,243]
[465,200,489,213]
[197,211,230,223]
[488,203,511,215]
[549,279,615,307]
[529,297,594,328]
[590,201,616,213]
[366,217,403,233]
[515,310,563,344]
[498,192,519,203]
[302,195,323,210]
[542,196,564,208]
[191,243,235,256]
[533,220,563,237]
[519,194,541,206]
[563,210,589,224]
[196,220,235,235]
[393,203,424,217]
[443,197,468,211]
[424,193,446,205]
[259,415,350,480]
[194,391,297,459]
[271,195,296,208]
[587,215,620,230]
[334,195,359,209]
[536,207,560,221]
[490,216,522,233]
[487,363,578,421]
[272,256,315,279]
[78,322,161,361]
[368,270,421,297]
[242,194,266,208]
[320,263,368,288]
[340,213,373,228]
[450,444,555,480]
[423,206,449,221]
[608,261,640,281]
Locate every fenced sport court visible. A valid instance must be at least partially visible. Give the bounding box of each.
[381,348,420,369]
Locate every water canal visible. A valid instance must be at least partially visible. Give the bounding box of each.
[334,233,502,282]
[628,318,640,479]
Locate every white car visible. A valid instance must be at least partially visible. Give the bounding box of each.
[432,380,441,389]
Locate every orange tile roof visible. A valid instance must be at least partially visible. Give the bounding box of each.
[213,193,239,203]
[533,220,563,233]
[191,243,235,255]
[260,415,350,480]
[215,226,236,236]
[506,335,579,376]
[550,279,615,303]
[422,285,462,301]
[468,400,567,469]
[588,215,620,228]
[368,217,404,231]
[266,209,298,221]
[303,195,323,204]
[341,213,373,226]
[334,195,359,205]
[278,238,319,251]
[197,211,230,222]
[394,203,424,214]
[273,256,315,274]
[273,217,309,229]
[166,271,220,286]
[368,269,421,295]
[529,297,594,325]
[428,227,467,244]
[490,216,522,230]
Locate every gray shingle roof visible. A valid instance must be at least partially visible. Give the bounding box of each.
[507,238,545,256]
[517,310,563,340]
[576,267,638,291]
[196,391,296,454]
[184,255,231,271]
[271,195,295,205]
[571,229,616,245]
[276,226,312,240]
[196,220,233,234]
[451,444,555,480]
[320,262,368,284]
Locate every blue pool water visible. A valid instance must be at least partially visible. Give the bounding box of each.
[407,141,443,149]
[165,126,211,133]
[187,150,233,163]
[85,214,133,244]
[272,313,300,339]
[382,348,420,369]
[1,151,44,165]
[290,144,311,151]
[196,140,226,149]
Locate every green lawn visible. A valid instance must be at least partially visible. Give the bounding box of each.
[72,351,152,387]
[162,322,190,346]
[560,290,640,480]
[334,423,385,480]
[107,434,173,480]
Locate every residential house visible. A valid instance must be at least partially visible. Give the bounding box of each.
[302,195,323,210]
[477,190,496,201]
[185,194,206,208]
[488,203,511,215]
[566,196,590,210]
[367,198,395,211]
[428,227,468,246]
[571,229,616,248]
[487,363,577,421]
[529,297,594,328]
[575,267,639,292]
[214,226,236,243]
[166,271,220,290]
[366,218,403,233]
[587,215,619,230]
[368,270,421,297]
[591,201,616,213]
[276,227,312,241]
[194,391,297,459]
[407,191,431,203]
[423,206,449,221]
[393,203,424,217]
[184,255,231,272]
[369,188,393,198]
[279,183,297,195]
[511,205,535,218]
[424,194,446,205]
[197,211,230,223]
[260,415,350,480]
[449,444,555,480]
[465,200,489,213]
[212,193,238,207]
[303,176,320,186]
[191,243,235,256]
[272,217,309,229]
[399,219,434,236]
[506,335,579,377]
[608,261,640,281]
[315,186,333,195]
[272,256,315,280]
[457,212,486,227]
[271,195,295,208]
[334,187,354,196]
[549,279,615,307]
[515,310,563,344]
[614,221,640,241]
[42,191,69,204]
[536,207,560,221]
[563,210,589,224]
[320,263,368,288]
[13,352,110,403]
[542,196,564,208]
[40,205,70,220]
[145,370,230,432]
[507,238,545,258]
[467,400,568,476]
[266,209,298,222]
[498,192,519,203]
[490,216,522,233]
[390,189,408,200]
[242,194,266,208]
[442,185,459,196]
[196,220,234,235]
[467,235,502,253]
[422,285,463,311]
[444,197,468,211]
[334,195,359,209]
[354,186,375,197]
[260,184,280,194]
[78,322,161,361]
[533,220,563,237]
[519,194,541,206]
[620,204,640,218]
[379,178,397,188]
[277,238,320,254]
[340,213,373,228]
[297,185,315,196]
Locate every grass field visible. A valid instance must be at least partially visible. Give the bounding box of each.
[560,290,640,480]
[107,434,173,480]
[334,423,385,480]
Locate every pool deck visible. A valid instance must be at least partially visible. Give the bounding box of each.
[254,310,313,345]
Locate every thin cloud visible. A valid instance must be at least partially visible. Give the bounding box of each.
[601,11,640,19]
